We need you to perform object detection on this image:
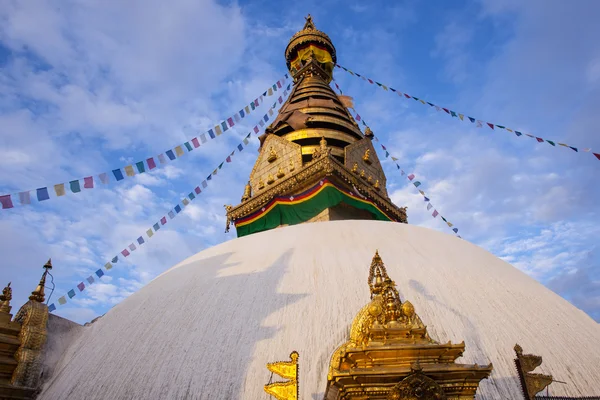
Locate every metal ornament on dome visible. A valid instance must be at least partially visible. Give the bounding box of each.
[285,14,337,80]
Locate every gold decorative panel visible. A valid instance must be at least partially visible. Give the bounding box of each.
[249,135,302,197]
[345,138,389,197]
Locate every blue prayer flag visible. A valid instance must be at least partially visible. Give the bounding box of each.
[174,205,182,213]
[111,256,118,263]
[237,144,243,151]
[188,192,195,200]
[166,150,176,160]
[37,187,50,201]
[113,169,124,181]
[96,269,104,278]
[48,304,56,312]
[153,222,160,231]
[137,236,144,245]
[68,289,76,298]
[208,129,216,139]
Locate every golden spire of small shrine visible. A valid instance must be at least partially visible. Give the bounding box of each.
[0,282,12,313]
[29,259,52,303]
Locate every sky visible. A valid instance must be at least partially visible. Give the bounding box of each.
[0,0,599,324]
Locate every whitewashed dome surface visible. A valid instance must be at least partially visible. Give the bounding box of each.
[40,220,600,399]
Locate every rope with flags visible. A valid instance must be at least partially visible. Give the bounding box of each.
[335,64,599,164]
[0,77,292,210]
[47,88,292,312]
[333,80,462,238]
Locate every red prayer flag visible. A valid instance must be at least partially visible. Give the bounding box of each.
[355,114,361,121]
[368,79,374,84]
[407,174,415,181]
[83,176,94,188]
[442,108,450,114]
[593,152,600,161]
[277,81,282,88]
[487,123,494,129]
[254,126,259,133]
[191,138,200,148]
[381,145,387,150]
[121,249,130,257]
[226,156,232,163]
[404,93,410,99]
[227,117,235,127]
[254,99,259,107]
[432,210,439,218]
[536,137,544,143]
[160,216,167,225]
[147,158,156,169]
[195,187,201,194]
[0,195,14,209]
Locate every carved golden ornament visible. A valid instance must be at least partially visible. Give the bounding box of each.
[267,174,275,184]
[367,176,373,184]
[277,167,285,178]
[514,344,554,400]
[258,179,265,190]
[351,162,358,173]
[264,351,299,400]
[241,182,252,202]
[388,367,446,400]
[363,149,372,164]
[0,282,12,313]
[289,159,295,172]
[267,146,278,163]
[224,205,233,233]
[360,170,366,179]
[374,180,380,190]
[12,300,48,388]
[364,126,374,138]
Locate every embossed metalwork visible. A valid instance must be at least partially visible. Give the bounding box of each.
[363,149,372,164]
[264,351,299,400]
[268,146,278,163]
[0,282,12,314]
[324,251,492,399]
[277,167,285,178]
[241,182,252,202]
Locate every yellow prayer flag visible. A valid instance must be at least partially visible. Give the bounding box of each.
[382,85,389,91]
[458,114,464,121]
[146,229,154,237]
[105,262,113,270]
[269,108,274,116]
[215,125,222,136]
[245,105,251,114]
[419,190,425,195]
[419,99,426,104]
[125,165,135,177]
[54,183,66,197]
[447,221,453,227]
[506,128,513,132]
[182,198,189,206]
[558,143,569,147]
[268,88,273,96]
[212,169,218,176]
[175,146,184,157]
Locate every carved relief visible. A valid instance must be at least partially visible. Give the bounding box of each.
[248,135,303,197]
[12,301,48,388]
[345,138,388,197]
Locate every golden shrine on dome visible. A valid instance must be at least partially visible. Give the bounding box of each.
[226,16,407,237]
[323,251,493,399]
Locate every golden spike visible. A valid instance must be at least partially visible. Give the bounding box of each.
[30,260,51,303]
[0,282,12,313]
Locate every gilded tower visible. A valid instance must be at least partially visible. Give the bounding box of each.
[226,15,407,237]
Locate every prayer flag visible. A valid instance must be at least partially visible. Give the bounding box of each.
[254,126,259,133]
[245,106,250,114]
[160,217,167,225]
[432,210,439,218]
[487,123,494,129]
[166,150,176,160]
[476,120,483,128]
[221,121,229,132]
[441,216,447,222]
[111,256,118,263]
[278,96,283,104]
[147,229,154,237]
[77,282,85,291]
[419,190,425,195]
[570,146,578,152]
[58,296,67,305]
[536,137,544,143]
[84,176,94,188]
[515,131,523,136]
[70,180,81,193]
[250,101,256,110]
[453,228,458,233]
[189,192,196,199]
[424,197,430,201]
[174,205,182,213]
[19,191,31,205]
[547,140,556,146]
[442,108,450,114]
[385,151,390,157]
[268,88,273,96]
[99,173,109,184]
[401,170,406,176]
[368,79,374,84]
[451,111,457,117]
[259,120,265,127]
[147,158,157,169]
[195,186,201,194]
[168,211,175,219]
[468,117,475,123]
[391,156,398,161]
[382,85,389,91]
[208,129,216,139]
[0,195,13,209]
[507,128,513,132]
[227,117,235,127]
[153,223,160,231]
[175,146,184,157]
[158,154,167,164]
[234,114,241,123]
[48,304,56,312]
[96,269,104,278]
[407,174,415,181]
[105,262,113,270]
[87,276,95,284]
[113,168,124,181]
[124,165,135,176]
[137,236,144,245]
[226,155,232,163]
[413,181,421,187]
[182,198,189,206]
[54,183,66,197]
[129,243,136,251]
[277,80,282,88]
[202,180,208,188]
[427,203,433,210]
[192,138,200,148]
[215,125,222,136]
[594,153,600,161]
[200,133,207,143]
[356,114,361,121]
[238,144,243,151]
[136,161,145,173]
[269,108,274,116]
[184,142,193,151]
[396,164,400,169]
[447,221,453,227]
[458,114,464,120]
[207,174,212,181]
[496,125,506,129]
[68,289,76,299]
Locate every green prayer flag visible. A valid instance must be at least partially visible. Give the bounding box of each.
[547,140,556,146]
[70,180,81,193]
[136,161,145,173]
[184,142,193,151]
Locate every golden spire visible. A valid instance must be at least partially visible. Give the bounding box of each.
[241,182,252,202]
[0,282,12,313]
[29,259,52,303]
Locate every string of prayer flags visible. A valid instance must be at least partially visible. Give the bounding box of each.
[1,76,292,210]
[46,84,293,312]
[331,80,462,238]
[336,64,598,163]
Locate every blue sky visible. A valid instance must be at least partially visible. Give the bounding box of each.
[0,0,598,324]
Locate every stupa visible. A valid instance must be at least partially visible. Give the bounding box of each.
[1,15,599,400]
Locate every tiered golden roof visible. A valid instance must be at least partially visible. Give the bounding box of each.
[324,251,492,399]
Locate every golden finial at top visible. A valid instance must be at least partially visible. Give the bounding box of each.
[0,282,12,313]
[304,14,316,30]
[29,259,52,303]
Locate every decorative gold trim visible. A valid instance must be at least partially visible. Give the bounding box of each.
[267,174,275,184]
[283,128,360,144]
[301,146,344,158]
[267,146,278,163]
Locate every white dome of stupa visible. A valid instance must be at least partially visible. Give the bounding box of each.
[39,220,600,399]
